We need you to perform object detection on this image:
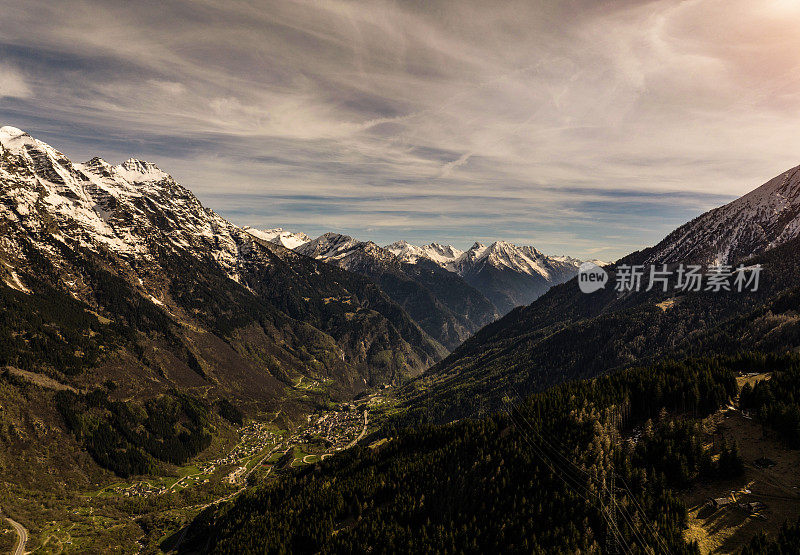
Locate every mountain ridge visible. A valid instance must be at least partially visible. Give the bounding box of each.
[644,164,800,265]
[401,161,800,423]
[0,126,445,407]
[245,225,593,315]
[288,232,499,349]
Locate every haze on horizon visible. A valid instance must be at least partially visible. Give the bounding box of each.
[2,0,800,260]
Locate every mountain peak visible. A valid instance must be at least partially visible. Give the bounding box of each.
[85,156,109,166]
[385,240,464,267]
[0,125,26,140]
[0,126,38,152]
[82,156,113,176]
[243,226,311,249]
[114,158,169,182]
[647,164,800,265]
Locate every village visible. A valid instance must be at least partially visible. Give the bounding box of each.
[111,421,280,498]
[301,402,369,451]
[111,398,377,498]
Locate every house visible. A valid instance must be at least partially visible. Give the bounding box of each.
[709,497,733,509]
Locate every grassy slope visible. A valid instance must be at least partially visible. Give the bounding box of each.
[682,373,800,554]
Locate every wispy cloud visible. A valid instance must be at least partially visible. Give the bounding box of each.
[0,63,31,99]
[2,0,800,258]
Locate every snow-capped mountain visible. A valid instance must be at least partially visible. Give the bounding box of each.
[296,233,396,273]
[385,240,464,270]
[0,126,446,398]
[646,164,800,265]
[297,233,499,349]
[452,241,582,313]
[0,125,248,285]
[243,227,310,249]
[454,241,578,279]
[388,239,584,281]
[387,239,586,314]
[280,233,590,315]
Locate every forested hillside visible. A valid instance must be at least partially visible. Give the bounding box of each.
[740,361,800,447]
[183,355,752,553]
[406,235,800,423]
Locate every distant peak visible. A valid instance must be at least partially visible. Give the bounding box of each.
[83,156,111,169]
[81,156,114,177]
[319,232,353,242]
[470,242,485,250]
[121,158,161,173]
[244,226,310,249]
[114,157,169,182]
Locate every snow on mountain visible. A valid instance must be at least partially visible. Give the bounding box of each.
[113,158,171,183]
[0,125,266,290]
[0,126,451,402]
[244,227,310,249]
[296,232,394,272]
[296,233,500,348]
[647,164,800,265]
[386,239,583,281]
[553,255,609,267]
[455,241,551,278]
[383,239,586,314]
[385,240,464,269]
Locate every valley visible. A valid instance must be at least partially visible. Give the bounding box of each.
[0,381,389,554]
[8,1,800,552]
[3,127,800,553]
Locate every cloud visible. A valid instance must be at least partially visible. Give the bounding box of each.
[1,0,800,258]
[0,64,31,99]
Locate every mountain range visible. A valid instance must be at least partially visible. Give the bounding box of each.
[245,228,594,316]
[174,154,800,554]
[289,232,498,350]
[400,162,800,423]
[0,125,445,409]
[6,126,800,553]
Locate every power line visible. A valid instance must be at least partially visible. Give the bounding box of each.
[500,403,635,554]
[504,383,671,552]
[502,390,661,554]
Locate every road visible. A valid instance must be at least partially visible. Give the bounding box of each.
[166,410,370,553]
[345,410,369,449]
[167,443,287,553]
[5,516,27,555]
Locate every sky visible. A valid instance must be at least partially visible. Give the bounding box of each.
[3,0,800,260]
